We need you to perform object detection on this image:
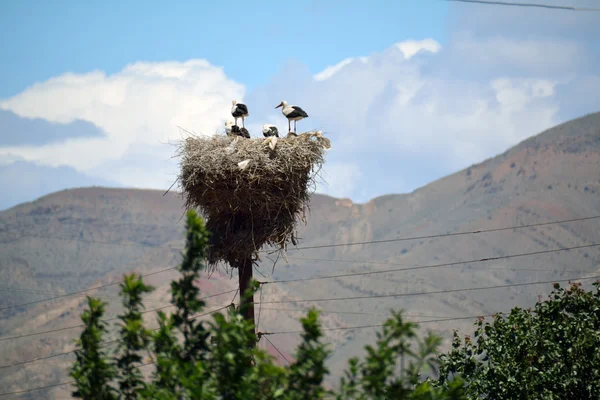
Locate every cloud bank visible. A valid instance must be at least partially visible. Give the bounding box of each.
[1,60,243,186]
[1,1,598,207]
[0,109,105,146]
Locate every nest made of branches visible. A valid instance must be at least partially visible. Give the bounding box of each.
[177,131,331,269]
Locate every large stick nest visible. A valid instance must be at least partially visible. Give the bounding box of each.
[177,132,331,268]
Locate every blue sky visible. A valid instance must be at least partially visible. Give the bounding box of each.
[0,0,449,97]
[0,0,599,210]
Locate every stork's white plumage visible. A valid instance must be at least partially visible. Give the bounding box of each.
[262,124,279,138]
[225,121,239,137]
[231,100,249,128]
[275,100,308,134]
[263,136,278,150]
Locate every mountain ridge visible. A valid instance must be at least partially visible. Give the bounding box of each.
[0,111,599,397]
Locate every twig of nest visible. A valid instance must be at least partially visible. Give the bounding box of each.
[177,131,331,269]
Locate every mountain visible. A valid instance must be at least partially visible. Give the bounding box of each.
[0,112,599,398]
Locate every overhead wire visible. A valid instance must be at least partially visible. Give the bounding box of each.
[268,215,600,252]
[259,307,452,319]
[3,215,598,253]
[0,362,156,397]
[0,266,178,312]
[442,0,600,11]
[284,255,597,273]
[0,290,236,343]
[257,275,600,305]
[0,302,233,369]
[263,335,292,365]
[0,304,231,396]
[0,286,172,304]
[261,311,504,335]
[262,243,600,284]
[0,229,183,250]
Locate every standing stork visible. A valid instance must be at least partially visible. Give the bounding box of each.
[262,124,279,138]
[231,100,249,128]
[275,100,308,135]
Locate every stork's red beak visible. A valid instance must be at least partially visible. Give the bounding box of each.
[275,103,282,109]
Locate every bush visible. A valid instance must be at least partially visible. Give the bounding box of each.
[437,281,600,399]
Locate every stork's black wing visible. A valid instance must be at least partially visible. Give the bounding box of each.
[232,103,249,117]
[239,127,251,139]
[286,106,308,118]
[263,127,279,137]
[237,103,249,114]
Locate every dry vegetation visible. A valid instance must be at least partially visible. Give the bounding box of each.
[177,131,331,268]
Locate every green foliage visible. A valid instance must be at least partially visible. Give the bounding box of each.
[286,308,331,400]
[171,211,211,363]
[70,297,117,400]
[71,209,466,399]
[115,273,154,399]
[437,281,600,399]
[336,311,465,400]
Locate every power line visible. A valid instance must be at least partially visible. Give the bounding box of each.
[261,311,510,335]
[1,229,183,250]
[0,286,170,304]
[286,256,595,273]
[443,0,600,11]
[263,335,292,365]
[261,313,498,334]
[0,362,156,398]
[263,243,600,284]
[3,215,599,253]
[258,275,600,305]
[259,307,452,319]
[0,379,75,398]
[0,304,231,369]
[0,290,236,343]
[0,266,178,312]
[276,215,600,252]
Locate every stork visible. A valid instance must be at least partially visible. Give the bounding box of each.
[231,100,249,128]
[275,101,308,135]
[262,124,279,138]
[225,121,240,137]
[239,127,251,139]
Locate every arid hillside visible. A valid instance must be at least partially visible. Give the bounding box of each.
[0,112,599,398]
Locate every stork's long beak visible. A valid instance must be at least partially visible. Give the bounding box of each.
[275,103,283,109]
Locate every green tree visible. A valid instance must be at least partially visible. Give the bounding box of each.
[437,281,600,399]
[285,308,330,400]
[70,297,117,400]
[336,311,465,400]
[115,273,154,399]
[71,210,466,400]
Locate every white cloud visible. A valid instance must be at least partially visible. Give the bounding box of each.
[451,34,586,74]
[316,161,363,200]
[0,60,244,186]
[0,153,24,166]
[395,38,441,59]
[314,58,355,81]
[313,39,441,82]
[246,32,595,201]
[491,78,556,111]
